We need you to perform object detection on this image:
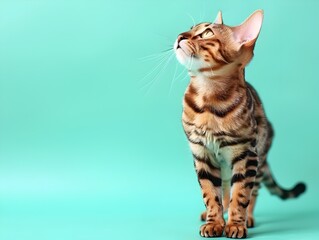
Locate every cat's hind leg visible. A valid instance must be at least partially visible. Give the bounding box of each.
[246,159,264,228]
[246,184,260,228]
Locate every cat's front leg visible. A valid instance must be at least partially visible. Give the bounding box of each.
[191,143,225,237]
[225,147,258,239]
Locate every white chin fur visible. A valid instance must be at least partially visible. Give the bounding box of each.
[175,48,189,66]
[175,49,202,73]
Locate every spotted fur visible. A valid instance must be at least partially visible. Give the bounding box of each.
[174,10,306,238]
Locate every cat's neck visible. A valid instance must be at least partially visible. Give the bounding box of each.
[189,63,246,101]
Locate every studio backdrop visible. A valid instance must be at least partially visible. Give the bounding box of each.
[0,0,318,240]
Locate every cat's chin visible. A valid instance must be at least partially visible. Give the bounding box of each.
[175,49,199,71]
[176,51,204,74]
[175,48,189,65]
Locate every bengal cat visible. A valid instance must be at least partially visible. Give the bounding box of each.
[174,10,306,238]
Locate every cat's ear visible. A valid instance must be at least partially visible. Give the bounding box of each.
[232,10,263,48]
[214,11,223,24]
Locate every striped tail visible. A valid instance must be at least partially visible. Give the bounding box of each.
[262,162,306,200]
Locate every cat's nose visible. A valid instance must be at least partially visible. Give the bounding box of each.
[177,35,188,42]
[177,32,191,48]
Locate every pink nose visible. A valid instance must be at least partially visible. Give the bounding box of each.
[177,32,191,48]
[177,35,187,43]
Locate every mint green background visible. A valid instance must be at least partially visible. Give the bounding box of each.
[0,0,318,239]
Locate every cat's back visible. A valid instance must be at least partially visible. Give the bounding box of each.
[245,81,274,156]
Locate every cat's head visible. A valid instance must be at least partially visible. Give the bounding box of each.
[174,10,263,75]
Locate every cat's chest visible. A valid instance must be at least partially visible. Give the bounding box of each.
[188,128,233,180]
[191,111,230,132]
[206,136,224,163]
[188,127,231,162]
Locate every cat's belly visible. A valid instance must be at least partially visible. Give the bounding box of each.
[183,117,239,182]
[206,138,232,182]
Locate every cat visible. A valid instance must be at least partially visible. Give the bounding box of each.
[174,10,306,238]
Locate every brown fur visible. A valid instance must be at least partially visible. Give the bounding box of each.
[174,10,306,238]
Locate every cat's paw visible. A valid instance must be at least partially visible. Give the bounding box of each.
[200,211,207,221]
[247,216,255,228]
[199,223,224,238]
[225,224,247,238]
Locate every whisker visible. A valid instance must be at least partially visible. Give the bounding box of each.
[139,53,171,63]
[172,55,194,85]
[139,52,173,85]
[169,59,179,96]
[185,12,196,28]
[140,52,174,89]
[174,66,187,82]
[161,48,174,54]
[143,52,175,95]
[138,50,172,61]
[179,55,193,83]
[189,54,194,71]
[179,67,189,82]
[180,69,190,82]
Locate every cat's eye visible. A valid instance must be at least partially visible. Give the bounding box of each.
[201,29,214,38]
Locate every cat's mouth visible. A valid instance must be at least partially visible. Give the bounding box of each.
[174,39,196,68]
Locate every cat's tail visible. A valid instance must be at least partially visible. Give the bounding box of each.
[261,162,306,200]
